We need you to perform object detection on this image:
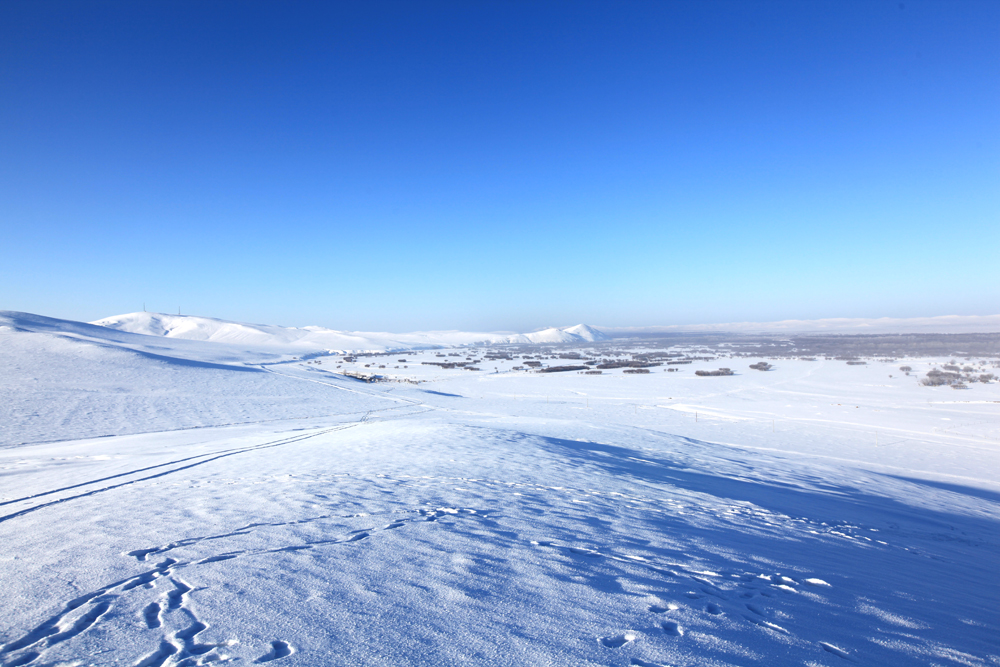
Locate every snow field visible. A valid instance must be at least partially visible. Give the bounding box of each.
[1,314,998,666]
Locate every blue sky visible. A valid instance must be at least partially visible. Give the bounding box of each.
[1,0,997,332]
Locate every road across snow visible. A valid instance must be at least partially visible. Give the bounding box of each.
[1,312,998,666]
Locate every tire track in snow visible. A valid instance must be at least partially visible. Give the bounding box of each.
[0,423,361,525]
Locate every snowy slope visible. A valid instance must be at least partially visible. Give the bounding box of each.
[0,310,279,365]
[0,313,407,446]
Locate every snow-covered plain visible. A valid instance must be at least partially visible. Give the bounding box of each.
[1,311,999,667]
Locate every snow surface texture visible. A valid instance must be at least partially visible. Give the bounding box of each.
[1,311,999,666]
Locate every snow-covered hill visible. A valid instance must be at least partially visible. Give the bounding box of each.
[91,311,609,351]
[562,323,608,341]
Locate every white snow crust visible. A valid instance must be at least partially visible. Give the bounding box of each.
[1,310,998,667]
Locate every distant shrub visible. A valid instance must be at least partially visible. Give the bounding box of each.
[623,368,650,374]
[696,368,734,377]
[749,362,772,371]
[922,369,962,386]
[899,366,912,372]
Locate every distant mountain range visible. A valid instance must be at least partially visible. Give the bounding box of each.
[2,310,996,367]
[87,312,609,351]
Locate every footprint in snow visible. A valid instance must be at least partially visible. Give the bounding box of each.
[661,620,684,636]
[256,640,294,663]
[706,602,723,615]
[599,632,636,648]
[142,602,161,629]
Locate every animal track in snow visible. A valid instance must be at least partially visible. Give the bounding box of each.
[706,602,723,615]
[256,640,294,662]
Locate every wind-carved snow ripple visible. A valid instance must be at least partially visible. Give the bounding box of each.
[401,472,857,664]
[0,506,482,666]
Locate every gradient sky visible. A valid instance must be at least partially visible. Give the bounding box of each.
[2,0,997,332]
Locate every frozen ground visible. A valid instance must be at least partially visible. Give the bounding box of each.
[1,312,999,666]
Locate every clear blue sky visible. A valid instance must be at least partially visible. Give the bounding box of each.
[2,0,997,332]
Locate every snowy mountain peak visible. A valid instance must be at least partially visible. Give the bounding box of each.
[561,324,608,341]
